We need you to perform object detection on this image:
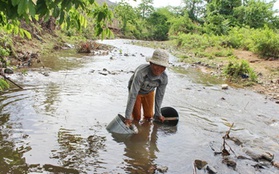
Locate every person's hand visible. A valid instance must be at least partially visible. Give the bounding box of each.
[125,118,133,126]
[157,115,165,122]
[125,119,138,133]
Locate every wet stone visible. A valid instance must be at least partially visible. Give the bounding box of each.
[272,161,279,168]
[194,159,208,169]
[222,157,236,170]
[99,71,108,76]
[243,147,274,162]
[156,165,168,173]
[206,165,217,174]
[221,84,229,90]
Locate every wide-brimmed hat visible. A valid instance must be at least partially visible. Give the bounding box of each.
[147,49,169,67]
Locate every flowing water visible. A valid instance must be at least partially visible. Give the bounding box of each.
[0,39,278,174]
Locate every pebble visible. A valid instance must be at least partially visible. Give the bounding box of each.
[221,84,229,89]
[206,165,217,174]
[194,159,208,169]
[222,157,236,169]
[243,147,274,162]
[156,165,168,173]
[272,161,279,168]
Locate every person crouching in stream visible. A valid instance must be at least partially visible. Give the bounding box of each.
[125,49,169,130]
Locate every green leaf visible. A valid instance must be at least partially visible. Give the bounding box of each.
[28,0,36,17]
[59,11,65,24]
[13,26,19,34]
[36,0,48,17]
[53,7,60,18]
[79,14,87,28]
[66,15,71,29]
[6,23,12,30]
[0,79,10,89]
[17,0,27,16]
[19,28,24,37]
[23,30,32,39]
[61,0,69,11]
[11,0,20,6]
[83,17,87,28]
[97,12,105,22]
[101,29,105,39]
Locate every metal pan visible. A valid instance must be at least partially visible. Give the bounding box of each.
[154,107,179,126]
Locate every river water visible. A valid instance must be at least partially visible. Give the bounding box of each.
[0,39,278,174]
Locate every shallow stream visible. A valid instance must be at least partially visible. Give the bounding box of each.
[0,39,278,174]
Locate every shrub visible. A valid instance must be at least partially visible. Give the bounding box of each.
[224,26,254,49]
[223,60,257,82]
[175,33,218,49]
[251,27,279,58]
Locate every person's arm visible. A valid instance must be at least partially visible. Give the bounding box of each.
[154,75,168,121]
[154,84,166,116]
[125,71,142,121]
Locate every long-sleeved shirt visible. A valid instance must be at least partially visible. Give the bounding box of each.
[125,64,168,120]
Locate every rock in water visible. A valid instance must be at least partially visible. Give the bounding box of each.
[221,84,229,90]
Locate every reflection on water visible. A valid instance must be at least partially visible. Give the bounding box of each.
[49,127,106,173]
[0,112,29,173]
[112,122,177,173]
[33,83,61,116]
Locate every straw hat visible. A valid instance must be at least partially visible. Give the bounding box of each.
[147,49,169,67]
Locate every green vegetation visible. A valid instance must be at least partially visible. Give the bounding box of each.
[0,79,9,91]
[223,60,257,82]
[0,0,113,37]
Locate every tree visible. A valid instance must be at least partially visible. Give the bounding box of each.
[137,0,154,18]
[0,0,113,38]
[168,12,197,35]
[182,0,205,23]
[114,1,138,34]
[206,0,242,16]
[146,10,170,40]
[204,0,279,32]
[233,0,278,29]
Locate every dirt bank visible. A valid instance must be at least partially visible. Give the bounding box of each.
[233,50,279,101]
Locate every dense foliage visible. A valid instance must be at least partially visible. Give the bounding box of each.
[0,0,113,39]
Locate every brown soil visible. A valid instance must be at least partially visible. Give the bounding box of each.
[233,50,279,101]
